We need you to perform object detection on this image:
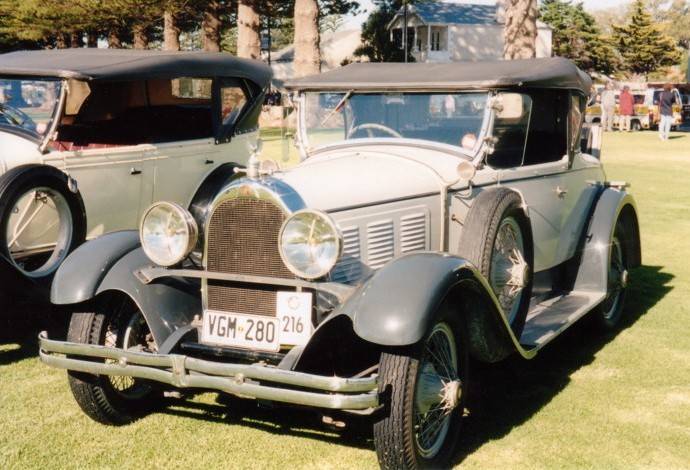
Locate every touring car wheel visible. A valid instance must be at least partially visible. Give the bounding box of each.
[458,188,533,337]
[374,310,468,469]
[67,294,162,425]
[0,165,85,282]
[594,220,629,330]
[631,120,642,132]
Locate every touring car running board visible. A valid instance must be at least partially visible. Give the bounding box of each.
[38,332,379,411]
[520,291,605,349]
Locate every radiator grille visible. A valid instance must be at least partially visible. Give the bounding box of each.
[205,198,293,316]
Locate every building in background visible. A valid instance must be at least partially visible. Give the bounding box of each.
[388,1,552,63]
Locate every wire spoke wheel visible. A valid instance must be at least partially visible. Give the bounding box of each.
[489,216,528,324]
[601,235,627,319]
[103,300,154,399]
[414,322,460,458]
[5,186,73,278]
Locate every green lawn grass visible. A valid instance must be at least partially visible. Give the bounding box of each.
[1,130,689,469]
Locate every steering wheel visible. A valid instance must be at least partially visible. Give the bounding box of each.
[347,123,403,139]
[0,103,37,132]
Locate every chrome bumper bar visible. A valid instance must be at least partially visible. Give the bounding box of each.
[39,332,379,411]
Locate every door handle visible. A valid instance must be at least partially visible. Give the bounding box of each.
[130,168,142,175]
[555,186,568,198]
[205,159,215,165]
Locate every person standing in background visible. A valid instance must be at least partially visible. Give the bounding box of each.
[658,83,676,141]
[619,85,635,132]
[601,82,617,132]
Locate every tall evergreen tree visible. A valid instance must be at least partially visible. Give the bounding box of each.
[539,0,620,75]
[612,0,682,78]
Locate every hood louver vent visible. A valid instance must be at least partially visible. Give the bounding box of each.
[367,219,395,269]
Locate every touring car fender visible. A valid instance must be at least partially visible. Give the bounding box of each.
[51,231,141,305]
[95,247,201,347]
[332,252,534,362]
[573,188,641,293]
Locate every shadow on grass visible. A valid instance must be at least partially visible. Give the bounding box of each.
[0,301,70,365]
[452,264,673,465]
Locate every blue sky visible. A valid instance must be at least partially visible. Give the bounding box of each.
[346,0,629,27]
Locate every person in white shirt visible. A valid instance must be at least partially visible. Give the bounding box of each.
[600,82,617,132]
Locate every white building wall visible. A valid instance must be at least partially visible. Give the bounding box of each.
[441,23,553,62]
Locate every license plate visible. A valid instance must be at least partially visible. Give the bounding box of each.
[201,291,313,352]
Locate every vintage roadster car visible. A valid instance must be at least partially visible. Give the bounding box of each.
[40,58,640,469]
[0,49,269,299]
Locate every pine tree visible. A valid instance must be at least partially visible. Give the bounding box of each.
[539,0,620,76]
[612,0,682,78]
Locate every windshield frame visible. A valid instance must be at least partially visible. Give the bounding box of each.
[295,89,493,161]
[0,75,64,144]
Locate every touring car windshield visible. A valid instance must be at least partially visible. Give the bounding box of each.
[0,78,62,136]
[302,92,488,152]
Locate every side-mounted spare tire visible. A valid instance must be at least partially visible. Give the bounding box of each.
[458,188,534,338]
[0,164,86,285]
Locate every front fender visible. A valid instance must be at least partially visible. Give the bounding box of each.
[51,231,140,305]
[322,253,534,362]
[96,248,201,348]
[574,188,641,293]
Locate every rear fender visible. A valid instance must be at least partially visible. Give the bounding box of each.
[573,188,641,293]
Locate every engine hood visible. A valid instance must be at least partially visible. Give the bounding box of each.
[0,128,43,173]
[274,145,464,212]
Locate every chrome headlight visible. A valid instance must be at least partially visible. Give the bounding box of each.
[140,202,198,267]
[279,209,342,279]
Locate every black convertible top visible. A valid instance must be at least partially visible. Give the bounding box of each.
[286,57,591,94]
[0,49,272,87]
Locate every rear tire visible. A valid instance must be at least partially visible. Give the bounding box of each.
[594,219,629,330]
[67,294,162,425]
[374,308,468,469]
[458,188,533,337]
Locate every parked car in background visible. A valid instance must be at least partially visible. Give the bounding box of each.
[40,58,641,469]
[0,49,269,301]
[681,93,690,121]
[645,87,683,129]
[586,90,650,131]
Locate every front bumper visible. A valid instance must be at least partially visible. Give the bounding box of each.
[39,332,379,411]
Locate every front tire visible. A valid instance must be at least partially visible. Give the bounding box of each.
[67,294,161,425]
[374,310,468,469]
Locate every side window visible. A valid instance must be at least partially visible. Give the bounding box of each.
[523,90,569,165]
[171,78,212,99]
[487,93,532,169]
[220,84,248,126]
[569,93,584,153]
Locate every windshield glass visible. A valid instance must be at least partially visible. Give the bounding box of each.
[302,92,488,152]
[0,78,62,136]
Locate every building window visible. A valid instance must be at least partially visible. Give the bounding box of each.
[431,30,441,51]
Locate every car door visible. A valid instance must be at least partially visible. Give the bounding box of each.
[44,145,148,239]
[147,77,252,206]
[484,90,569,272]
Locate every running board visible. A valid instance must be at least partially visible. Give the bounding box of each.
[519,291,605,350]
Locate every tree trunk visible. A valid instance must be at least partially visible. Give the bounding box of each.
[55,33,68,49]
[238,0,261,59]
[164,10,181,51]
[294,0,321,77]
[202,1,222,52]
[70,31,84,48]
[86,31,98,48]
[502,0,538,60]
[132,24,149,50]
[108,29,123,49]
